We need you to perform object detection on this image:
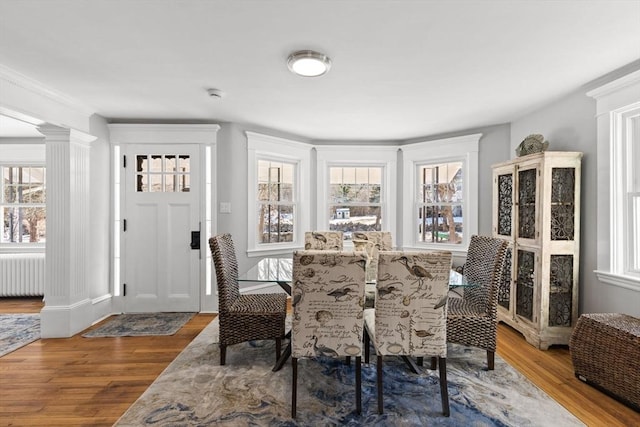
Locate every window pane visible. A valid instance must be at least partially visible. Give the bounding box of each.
[329,205,381,239]
[150,155,162,173]
[329,166,383,204]
[355,167,369,184]
[369,184,381,203]
[1,166,47,245]
[178,155,190,172]
[257,160,295,202]
[136,155,147,172]
[2,206,46,243]
[416,205,462,244]
[150,174,162,192]
[178,174,190,192]
[165,155,177,172]
[419,162,463,202]
[257,203,294,243]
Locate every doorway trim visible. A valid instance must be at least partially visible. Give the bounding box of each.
[108,124,220,314]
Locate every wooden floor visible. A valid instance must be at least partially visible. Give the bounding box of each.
[1,297,638,426]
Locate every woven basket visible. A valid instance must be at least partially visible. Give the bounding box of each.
[570,313,640,411]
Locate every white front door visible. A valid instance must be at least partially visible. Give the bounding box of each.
[122,144,201,312]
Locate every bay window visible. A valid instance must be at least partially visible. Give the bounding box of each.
[402,134,480,253]
[317,146,397,246]
[247,132,311,256]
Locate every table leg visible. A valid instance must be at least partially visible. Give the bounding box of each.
[273,332,292,372]
[273,280,292,372]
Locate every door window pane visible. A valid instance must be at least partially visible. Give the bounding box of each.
[136,154,190,192]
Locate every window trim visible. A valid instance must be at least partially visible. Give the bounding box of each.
[401,134,480,256]
[588,70,640,291]
[0,156,47,251]
[246,132,312,257]
[316,145,398,250]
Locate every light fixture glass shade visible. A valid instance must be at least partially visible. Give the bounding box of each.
[287,50,331,77]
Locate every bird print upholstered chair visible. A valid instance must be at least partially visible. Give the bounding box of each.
[352,231,393,283]
[363,250,453,416]
[351,231,393,251]
[304,231,343,250]
[290,250,367,418]
[446,235,508,370]
[209,233,287,365]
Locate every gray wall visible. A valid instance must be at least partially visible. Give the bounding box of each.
[510,62,640,317]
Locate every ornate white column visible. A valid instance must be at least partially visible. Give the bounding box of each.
[38,124,96,337]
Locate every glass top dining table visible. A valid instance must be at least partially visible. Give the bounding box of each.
[239,257,471,291]
[239,257,473,372]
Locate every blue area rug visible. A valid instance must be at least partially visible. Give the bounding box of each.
[115,317,583,426]
[0,313,40,357]
[83,312,195,337]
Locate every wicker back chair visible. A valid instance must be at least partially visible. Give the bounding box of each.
[290,250,367,418]
[209,233,287,365]
[446,235,508,370]
[364,250,453,416]
[304,231,343,250]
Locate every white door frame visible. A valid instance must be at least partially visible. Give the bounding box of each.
[108,124,220,314]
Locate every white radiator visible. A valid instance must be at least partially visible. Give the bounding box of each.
[0,253,45,296]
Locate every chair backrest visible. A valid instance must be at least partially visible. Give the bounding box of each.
[304,231,344,250]
[462,235,509,314]
[208,234,240,313]
[374,251,452,358]
[291,250,367,358]
[352,231,393,250]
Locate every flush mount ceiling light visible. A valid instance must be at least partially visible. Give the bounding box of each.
[287,50,331,77]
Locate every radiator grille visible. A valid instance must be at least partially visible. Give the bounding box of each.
[0,254,45,296]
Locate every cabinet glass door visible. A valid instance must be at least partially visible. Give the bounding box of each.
[518,168,537,239]
[549,254,574,327]
[515,248,536,322]
[550,167,576,240]
[498,246,512,310]
[496,172,513,237]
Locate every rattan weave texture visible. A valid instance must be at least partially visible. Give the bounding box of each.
[446,235,508,370]
[570,313,640,411]
[209,234,287,365]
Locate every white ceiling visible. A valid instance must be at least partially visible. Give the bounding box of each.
[0,0,639,141]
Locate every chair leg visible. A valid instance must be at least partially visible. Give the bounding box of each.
[364,331,370,364]
[487,350,495,370]
[438,357,450,417]
[345,356,351,365]
[291,357,298,418]
[275,338,282,362]
[356,356,362,415]
[430,356,437,370]
[220,344,226,365]
[376,355,384,414]
[416,357,424,366]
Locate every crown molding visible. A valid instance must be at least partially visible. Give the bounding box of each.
[0,64,95,118]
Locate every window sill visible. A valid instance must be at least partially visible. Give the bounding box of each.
[594,270,640,292]
[246,245,302,258]
[0,246,45,254]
